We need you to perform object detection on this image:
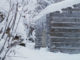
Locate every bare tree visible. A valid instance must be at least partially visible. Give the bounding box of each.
[0,0,28,60]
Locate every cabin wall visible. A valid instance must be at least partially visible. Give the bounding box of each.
[35,3,80,54]
[46,4,80,54]
[35,16,47,48]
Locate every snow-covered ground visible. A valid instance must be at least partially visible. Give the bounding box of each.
[6,42,80,60]
[0,0,9,11]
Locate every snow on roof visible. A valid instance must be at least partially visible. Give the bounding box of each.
[33,0,80,22]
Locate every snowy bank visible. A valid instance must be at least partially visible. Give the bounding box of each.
[6,42,80,60]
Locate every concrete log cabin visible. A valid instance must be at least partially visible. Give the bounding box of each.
[35,3,80,54]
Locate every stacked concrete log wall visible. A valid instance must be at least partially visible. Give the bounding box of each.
[35,3,80,54]
[47,3,80,54]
